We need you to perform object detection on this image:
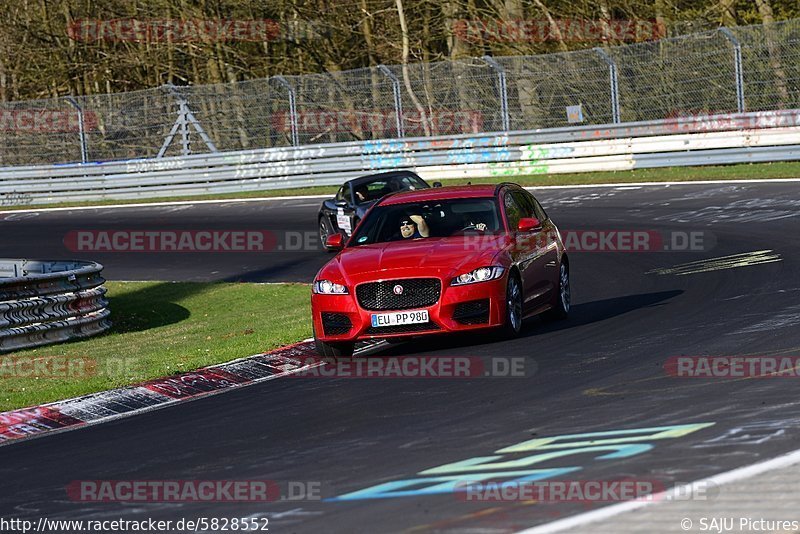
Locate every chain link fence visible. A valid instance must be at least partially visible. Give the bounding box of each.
[0,18,798,167]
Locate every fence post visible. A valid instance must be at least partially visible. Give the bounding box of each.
[593,48,621,124]
[272,76,299,146]
[482,56,510,131]
[178,97,190,156]
[719,27,745,113]
[377,65,405,138]
[64,96,88,164]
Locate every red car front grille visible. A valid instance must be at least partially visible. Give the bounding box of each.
[356,278,441,311]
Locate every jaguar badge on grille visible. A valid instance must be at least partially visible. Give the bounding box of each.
[393,284,404,295]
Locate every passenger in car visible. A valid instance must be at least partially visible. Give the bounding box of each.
[354,185,369,203]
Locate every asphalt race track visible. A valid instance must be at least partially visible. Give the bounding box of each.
[0,197,333,282]
[1,182,800,533]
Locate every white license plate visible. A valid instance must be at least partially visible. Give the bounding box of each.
[371,310,429,328]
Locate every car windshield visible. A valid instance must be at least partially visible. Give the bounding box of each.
[352,174,428,204]
[349,198,503,246]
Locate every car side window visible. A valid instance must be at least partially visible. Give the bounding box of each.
[399,175,426,190]
[520,190,548,221]
[335,186,346,202]
[511,190,535,218]
[532,197,548,221]
[504,192,524,230]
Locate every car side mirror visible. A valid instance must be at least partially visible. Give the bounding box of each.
[432,181,442,188]
[517,217,542,232]
[325,233,345,250]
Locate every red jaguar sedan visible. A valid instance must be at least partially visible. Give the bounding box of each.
[311,183,570,357]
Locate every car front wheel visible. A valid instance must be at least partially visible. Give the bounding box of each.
[544,261,570,320]
[499,272,524,338]
[319,217,336,252]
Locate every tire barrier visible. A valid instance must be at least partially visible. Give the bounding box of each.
[0,259,111,352]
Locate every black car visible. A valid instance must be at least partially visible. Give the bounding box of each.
[318,171,436,250]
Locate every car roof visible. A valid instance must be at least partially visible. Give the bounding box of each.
[345,170,425,188]
[378,184,503,205]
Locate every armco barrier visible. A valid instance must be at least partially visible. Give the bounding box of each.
[1,109,799,206]
[0,260,111,352]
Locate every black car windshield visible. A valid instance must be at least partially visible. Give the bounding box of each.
[352,174,428,204]
[349,198,502,246]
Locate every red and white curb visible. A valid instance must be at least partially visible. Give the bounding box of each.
[0,340,383,447]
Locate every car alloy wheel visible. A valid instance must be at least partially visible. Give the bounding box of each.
[506,274,523,334]
[544,261,570,321]
[319,217,337,252]
[319,218,330,243]
[559,262,571,313]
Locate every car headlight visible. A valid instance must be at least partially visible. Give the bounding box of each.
[451,266,505,286]
[313,280,349,294]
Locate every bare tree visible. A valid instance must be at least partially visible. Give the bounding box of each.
[754,0,790,107]
[395,0,430,136]
[530,0,569,52]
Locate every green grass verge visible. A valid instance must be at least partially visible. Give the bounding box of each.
[0,281,313,412]
[3,161,799,212]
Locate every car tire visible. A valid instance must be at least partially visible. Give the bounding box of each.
[319,216,336,252]
[314,336,355,358]
[499,272,524,338]
[544,261,570,321]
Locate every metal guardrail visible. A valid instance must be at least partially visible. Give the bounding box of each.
[0,109,799,206]
[0,260,111,352]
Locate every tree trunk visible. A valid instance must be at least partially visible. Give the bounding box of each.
[395,0,430,136]
[442,0,469,59]
[360,0,384,139]
[0,46,6,102]
[754,0,790,107]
